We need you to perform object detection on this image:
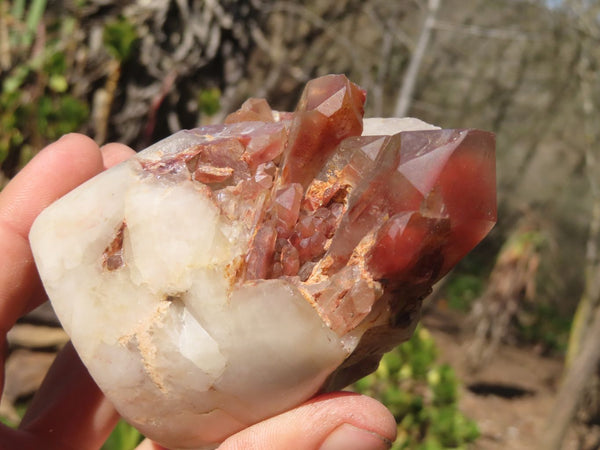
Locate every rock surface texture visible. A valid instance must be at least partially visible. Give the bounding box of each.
[30,75,496,449]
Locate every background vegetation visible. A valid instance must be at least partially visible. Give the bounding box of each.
[1,0,600,448]
[353,327,480,450]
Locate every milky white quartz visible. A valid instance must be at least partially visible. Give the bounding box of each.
[29,118,437,449]
[361,117,439,136]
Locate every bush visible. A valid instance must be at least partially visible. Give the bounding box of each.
[353,326,479,449]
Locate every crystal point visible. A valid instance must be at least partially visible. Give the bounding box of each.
[282,74,366,188]
[29,75,495,449]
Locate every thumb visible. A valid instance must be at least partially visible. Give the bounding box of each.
[218,392,396,450]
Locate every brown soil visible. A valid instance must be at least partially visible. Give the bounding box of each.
[422,307,588,450]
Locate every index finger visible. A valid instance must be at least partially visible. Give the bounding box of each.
[0,134,106,335]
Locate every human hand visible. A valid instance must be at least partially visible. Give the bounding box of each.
[0,134,396,450]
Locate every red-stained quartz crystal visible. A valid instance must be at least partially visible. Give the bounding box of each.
[146,74,495,338]
[367,213,451,281]
[273,183,303,237]
[242,123,287,170]
[245,225,277,280]
[225,98,276,124]
[281,75,366,188]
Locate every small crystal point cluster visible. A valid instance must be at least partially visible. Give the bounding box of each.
[30,74,495,449]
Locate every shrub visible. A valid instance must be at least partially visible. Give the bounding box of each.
[353,326,479,449]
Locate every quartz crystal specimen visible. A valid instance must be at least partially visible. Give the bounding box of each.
[29,75,496,449]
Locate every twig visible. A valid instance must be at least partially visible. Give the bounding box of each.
[544,304,600,450]
[143,70,177,146]
[95,58,121,145]
[394,0,441,117]
[433,20,531,41]
[0,1,11,70]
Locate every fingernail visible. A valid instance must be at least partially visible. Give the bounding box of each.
[319,423,392,450]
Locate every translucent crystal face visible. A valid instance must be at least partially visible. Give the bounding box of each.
[147,75,495,334]
[29,74,496,449]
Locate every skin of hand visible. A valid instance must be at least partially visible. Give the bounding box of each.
[0,134,397,450]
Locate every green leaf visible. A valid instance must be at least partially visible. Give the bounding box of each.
[431,365,457,406]
[10,0,26,20]
[23,0,47,48]
[48,74,68,93]
[103,18,138,62]
[198,88,221,116]
[3,65,31,93]
[44,50,67,76]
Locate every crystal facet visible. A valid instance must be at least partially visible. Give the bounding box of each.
[29,75,496,449]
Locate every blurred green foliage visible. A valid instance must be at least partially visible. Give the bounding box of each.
[103,18,138,62]
[445,275,484,312]
[101,420,144,450]
[517,302,571,354]
[198,88,222,117]
[0,402,27,428]
[0,1,89,180]
[10,0,47,48]
[0,91,24,167]
[353,327,479,449]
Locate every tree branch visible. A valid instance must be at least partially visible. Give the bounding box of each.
[394,0,440,117]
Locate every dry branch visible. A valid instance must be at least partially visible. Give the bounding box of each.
[394,0,440,117]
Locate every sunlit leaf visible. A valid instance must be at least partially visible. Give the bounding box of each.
[49,74,68,93]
